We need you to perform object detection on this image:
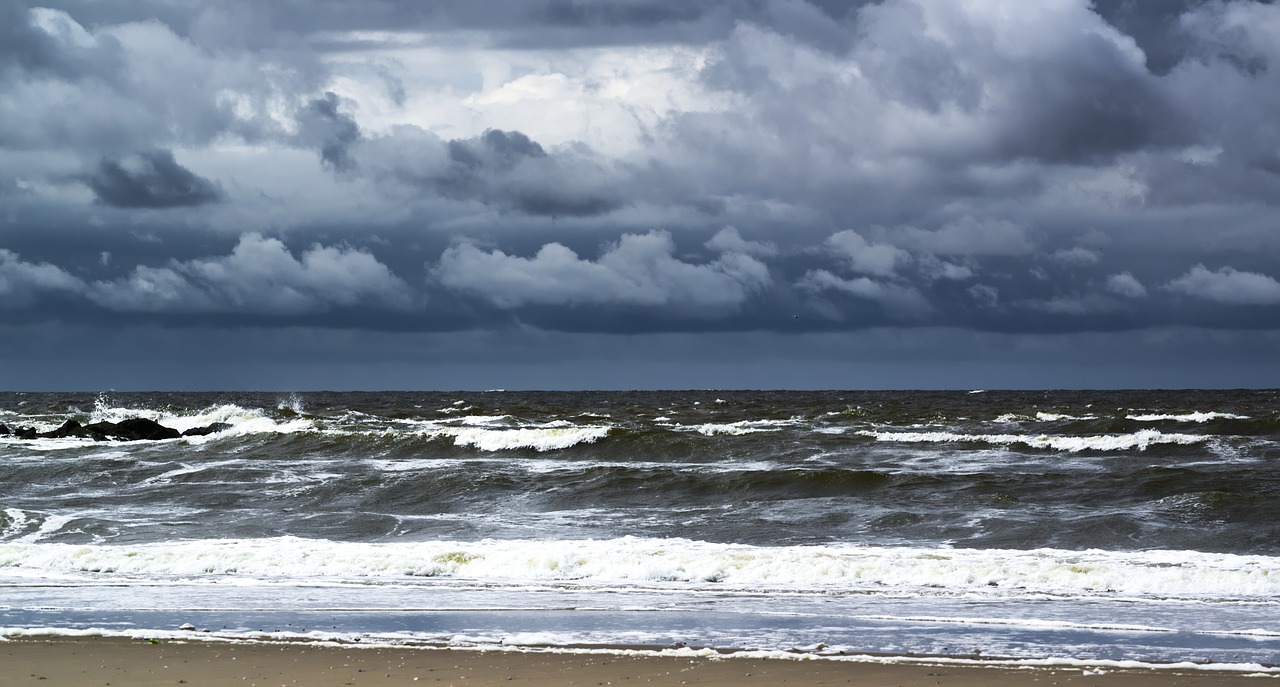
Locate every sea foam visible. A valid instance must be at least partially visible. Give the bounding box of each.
[2,539,1276,601]
[857,428,1209,452]
[433,425,611,451]
[85,402,317,439]
[1127,412,1250,423]
[684,419,800,436]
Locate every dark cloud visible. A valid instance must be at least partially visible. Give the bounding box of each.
[1091,0,1205,74]
[298,92,361,172]
[990,37,1185,164]
[359,127,627,217]
[0,0,124,79]
[3,0,1280,388]
[447,130,626,216]
[0,2,316,159]
[0,0,57,71]
[447,130,546,177]
[85,149,223,208]
[27,0,875,53]
[536,0,706,28]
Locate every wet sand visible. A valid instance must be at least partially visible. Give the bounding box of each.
[2,638,1276,686]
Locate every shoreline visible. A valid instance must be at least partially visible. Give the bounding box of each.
[3,636,1277,686]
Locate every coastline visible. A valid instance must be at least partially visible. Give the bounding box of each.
[3,637,1277,687]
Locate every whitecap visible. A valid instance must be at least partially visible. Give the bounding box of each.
[857,428,1209,452]
[455,415,512,426]
[435,425,611,451]
[680,418,804,436]
[1127,412,1250,423]
[994,412,1096,423]
[3,538,1276,601]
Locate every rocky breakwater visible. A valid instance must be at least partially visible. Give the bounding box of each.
[0,418,231,441]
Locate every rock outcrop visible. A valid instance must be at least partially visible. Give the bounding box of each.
[4,418,231,442]
[89,418,183,441]
[181,422,233,437]
[41,419,100,439]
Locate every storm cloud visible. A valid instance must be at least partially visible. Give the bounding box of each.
[86,149,223,208]
[2,0,1279,389]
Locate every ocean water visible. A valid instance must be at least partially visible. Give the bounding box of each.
[1,390,1278,670]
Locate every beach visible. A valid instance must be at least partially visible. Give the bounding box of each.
[5,638,1278,687]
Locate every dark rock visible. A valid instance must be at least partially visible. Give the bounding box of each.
[181,422,232,437]
[40,419,107,441]
[9,417,186,442]
[39,419,79,438]
[106,418,181,441]
[84,421,118,435]
[82,418,181,441]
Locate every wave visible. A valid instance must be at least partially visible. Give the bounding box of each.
[1127,412,1251,423]
[72,400,613,452]
[2,538,1276,601]
[0,403,317,446]
[4,407,613,453]
[677,419,802,436]
[429,425,612,452]
[92,403,317,437]
[995,413,1097,423]
[451,415,512,426]
[857,429,1210,452]
[0,508,29,540]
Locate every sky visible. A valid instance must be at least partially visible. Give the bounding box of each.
[1,0,1279,390]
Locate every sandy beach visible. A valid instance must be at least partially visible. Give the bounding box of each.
[2,638,1275,687]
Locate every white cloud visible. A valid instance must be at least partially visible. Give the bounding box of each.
[2,7,291,153]
[1106,272,1148,299]
[1176,145,1223,166]
[825,230,909,276]
[896,217,1035,256]
[705,226,778,257]
[0,249,86,306]
[969,284,999,308]
[917,255,974,281]
[29,8,97,49]
[90,234,413,314]
[1053,247,1100,265]
[91,264,216,311]
[1040,164,1148,208]
[1165,264,1280,305]
[322,34,727,158]
[434,231,771,310]
[798,269,930,316]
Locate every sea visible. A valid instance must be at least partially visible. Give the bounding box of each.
[1,390,1278,671]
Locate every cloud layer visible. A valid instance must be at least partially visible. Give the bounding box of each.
[2,0,1279,387]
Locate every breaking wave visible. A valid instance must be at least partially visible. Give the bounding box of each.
[1127,412,1251,423]
[857,429,1210,452]
[1,538,1276,601]
[429,425,612,452]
